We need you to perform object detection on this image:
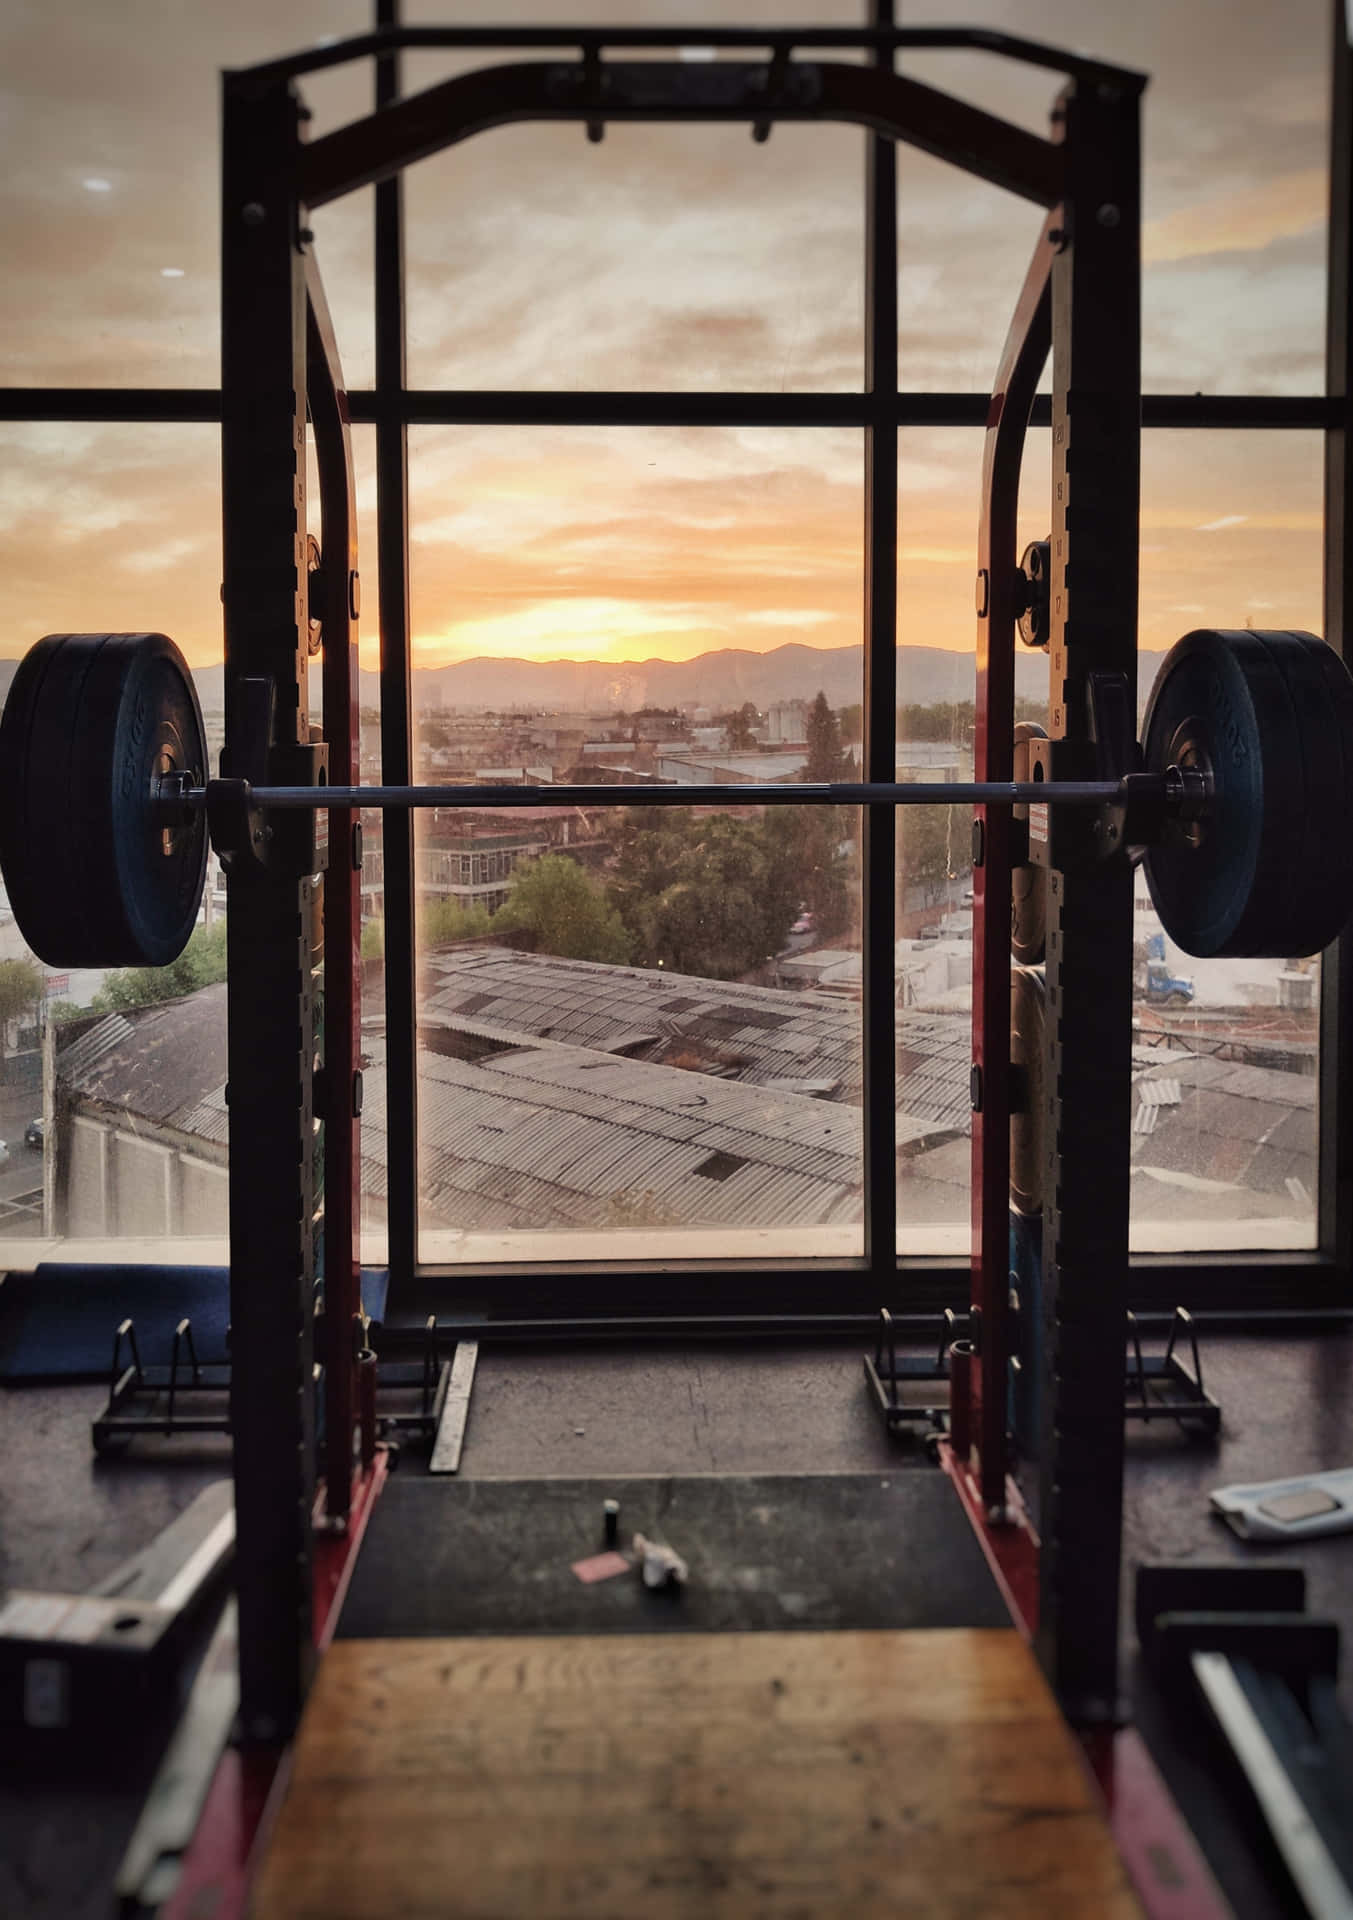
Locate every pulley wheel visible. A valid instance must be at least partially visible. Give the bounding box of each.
[0,633,208,966]
[1142,628,1351,959]
[1011,720,1048,965]
[1009,962,1046,1217]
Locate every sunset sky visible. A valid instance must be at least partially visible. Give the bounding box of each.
[0,0,1332,680]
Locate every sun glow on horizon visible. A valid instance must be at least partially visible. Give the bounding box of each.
[0,0,1332,690]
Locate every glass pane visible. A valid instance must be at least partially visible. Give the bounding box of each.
[1139,430,1324,652]
[0,4,373,387]
[403,425,863,1260]
[349,426,388,1265]
[1131,430,1324,1252]
[403,119,862,392]
[895,425,1324,1255]
[895,429,993,1254]
[0,423,226,1247]
[0,420,383,1263]
[901,3,1328,395]
[898,145,1048,396]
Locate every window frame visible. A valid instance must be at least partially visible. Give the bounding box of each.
[0,3,1348,1327]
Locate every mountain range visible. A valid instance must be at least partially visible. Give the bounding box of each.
[0,640,1171,719]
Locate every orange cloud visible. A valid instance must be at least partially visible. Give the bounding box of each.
[1144,168,1325,263]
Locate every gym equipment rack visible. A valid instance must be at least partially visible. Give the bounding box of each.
[210,13,1155,1733]
[4,11,1353,1915]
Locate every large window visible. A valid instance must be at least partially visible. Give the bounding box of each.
[403,426,865,1261]
[1130,433,1325,1253]
[0,2,1342,1312]
[0,425,227,1247]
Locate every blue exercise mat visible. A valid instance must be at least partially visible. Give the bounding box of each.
[0,1262,390,1383]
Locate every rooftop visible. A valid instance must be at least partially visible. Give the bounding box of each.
[50,958,1320,1244]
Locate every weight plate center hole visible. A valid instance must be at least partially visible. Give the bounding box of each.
[1164,718,1212,852]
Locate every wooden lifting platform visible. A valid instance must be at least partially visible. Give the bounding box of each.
[252,1631,1142,1919]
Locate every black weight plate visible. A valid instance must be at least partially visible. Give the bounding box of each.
[0,634,118,961]
[80,634,209,967]
[1239,629,1332,960]
[1258,631,1353,955]
[1142,629,1309,958]
[0,633,207,967]
[1011,721,1047,965]
[0,635,64,949]
[1009,963,1046,1216]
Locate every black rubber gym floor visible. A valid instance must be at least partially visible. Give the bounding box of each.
[336,1470,1012,1639]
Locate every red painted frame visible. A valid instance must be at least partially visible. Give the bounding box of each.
[966,224,1053,1510]
[939,1442,1232,1920]
[159,1453,389,1920]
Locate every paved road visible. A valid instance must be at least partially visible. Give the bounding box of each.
[0,1081,43,1232]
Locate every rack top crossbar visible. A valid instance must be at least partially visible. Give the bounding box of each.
[240,23,1147,92]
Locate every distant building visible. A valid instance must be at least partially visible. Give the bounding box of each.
[52,988,229,1239]
[656,749,808,785]
[766,701,809,745]
[473,766,554,786]
[361,807,607,918]
[774,948,862,996]
[896,742,970,781]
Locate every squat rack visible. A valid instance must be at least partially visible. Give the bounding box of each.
[215,9,1155,1743]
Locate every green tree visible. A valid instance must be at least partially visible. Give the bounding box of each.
[720,701,759,752]
[898,700,975,744]
[611,813,799,978]
[419,898,492,950]
[496,854,632,964]
[0,957,44,1082]
[762,807,855,943]
[838,702,863,746]
[803,691,848,782]
[93,921,228,1014]
[608,810,698,932]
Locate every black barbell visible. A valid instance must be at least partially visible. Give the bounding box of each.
[1,625,1350,970]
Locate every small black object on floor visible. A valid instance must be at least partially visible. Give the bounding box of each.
[337,1471,1010,1639]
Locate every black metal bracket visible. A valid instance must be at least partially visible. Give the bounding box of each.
[208,745,330,879]
[373,1315,453,1446]
[93,1315,232,1455]
[1125,1307,1221,1435]
[866,1300,1221,1445]
[861,1305,965,1435]
[91,1310,445,1456]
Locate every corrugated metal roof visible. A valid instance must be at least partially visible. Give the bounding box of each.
[421,945,971,1129]
[378,1038,863,1232]
[57,985,228,1128]
[53,955,1319,1236]
[1130,1053,1318,1200]
[56,1013,134,1079]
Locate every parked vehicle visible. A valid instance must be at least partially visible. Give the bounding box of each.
[24,1117,44,1149]
[1141,933,1195,1008]
[0,1140,9,1168]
